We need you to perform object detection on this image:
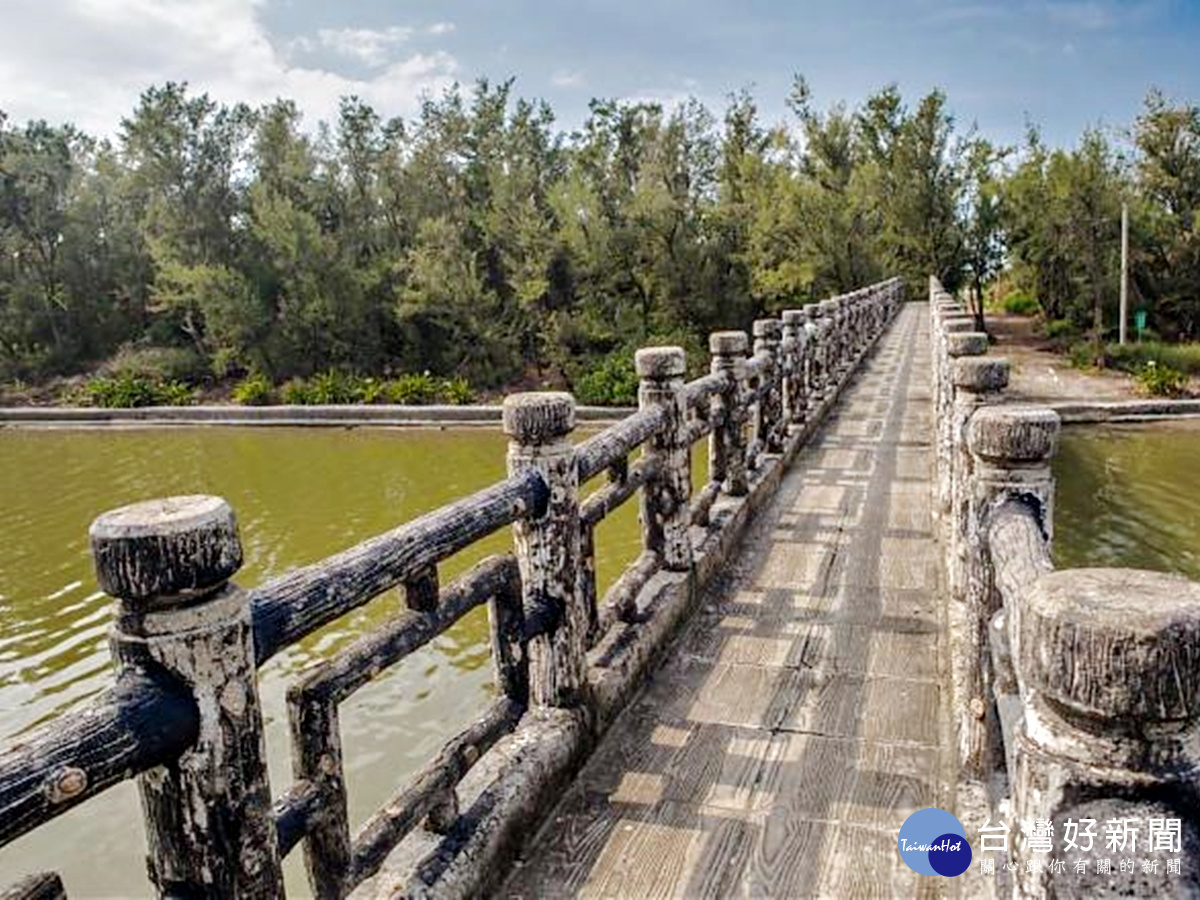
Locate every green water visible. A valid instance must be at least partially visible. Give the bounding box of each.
[1054,420,1200,580]
[0,426,652,896]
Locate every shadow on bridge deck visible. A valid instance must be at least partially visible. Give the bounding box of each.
[502,304,953,899]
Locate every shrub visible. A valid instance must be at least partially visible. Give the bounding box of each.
[1043,319,1080,352]
[101,345,207,385]
[1001,292,1040,316]
[157,381,197,406]
[83,374,193,407]
[232,373,276,406]
[279,378,314,405]
[574,354,639,406]
[387,372,441,405]
[309,370,362,404]
[1067,342,1099,370]
[440,377,475,405]
[1135,360,1189,397]
[1102,341,1200,377]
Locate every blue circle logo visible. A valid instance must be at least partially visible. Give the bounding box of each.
[897,808,972,877]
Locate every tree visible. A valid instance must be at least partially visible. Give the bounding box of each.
[961,137,1010,332]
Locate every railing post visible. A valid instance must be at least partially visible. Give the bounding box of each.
[933,313,975,525]
[752,319,785,454]
[502,392,586,710]
[92,496,282,898]
[1009,568,1200,898]
[962,407,1059,778]
[636,347,692,572]
[781,310,808,428]
[817,300,838,398]
[943,337,995,575]
[709,331,749,498]
[803,305,821,404]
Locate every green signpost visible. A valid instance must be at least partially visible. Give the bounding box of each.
[1135,309,1148,342]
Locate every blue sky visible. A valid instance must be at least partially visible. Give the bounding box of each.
[2,0,1198,149]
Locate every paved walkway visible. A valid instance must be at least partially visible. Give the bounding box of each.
[503,304,951,899]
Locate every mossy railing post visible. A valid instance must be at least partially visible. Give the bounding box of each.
[91,496,282,898]
[803,305,821,403]
[752,319,785,454]
[781,310,808,428]
[709,331,749,498]
[503,393,586,710]
[818,300,838,400]
[636,347,693,572]
[851,292,865,356]
[961,407,1055,779]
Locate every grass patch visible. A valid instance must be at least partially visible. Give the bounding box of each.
[1103,341,1200,376]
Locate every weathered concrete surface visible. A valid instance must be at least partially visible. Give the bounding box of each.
[502,304,952,899]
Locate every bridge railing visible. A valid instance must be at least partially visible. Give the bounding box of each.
[930,278,1200,898]
[0,278,903,899]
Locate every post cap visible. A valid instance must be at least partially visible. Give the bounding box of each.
[752,318,783,339]
[941,317,976,334]
[635,346,686,379]
[946,332,989,358]
[710,331,749,355]
[1015,568,1200,722]
[502,392,576,444]
[952,357,1010,393]
[90,495,243,603]
[781,309,805,326]
[967,405,1060,463]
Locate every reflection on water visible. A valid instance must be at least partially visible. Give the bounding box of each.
[1054,421,1200,581]
[0,425,667,896]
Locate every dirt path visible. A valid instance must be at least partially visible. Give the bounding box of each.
[983,314,1138,403]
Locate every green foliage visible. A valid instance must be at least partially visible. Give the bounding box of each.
[574,354,640,406]
[9,79,1200,401]
[305,370,360,405]
[440,378,475,405]
[1103,341,1200,376]
[82,374,194,407]
[231,373,275,406]
[268,371,474,405]
[357,378,390,405]
[1043,319,1080,350]
[1067,342,1099,370]
[386,373,441,405]
[1134,360,1189,397]
[279,378,313,405]
[1001,292,1040,316]
[100,345,208,384]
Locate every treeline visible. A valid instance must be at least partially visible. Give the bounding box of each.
[2,77,1199,397]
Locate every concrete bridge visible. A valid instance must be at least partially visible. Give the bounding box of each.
[2,280,1199,900]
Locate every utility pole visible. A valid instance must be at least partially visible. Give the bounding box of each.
[1119,202,1129,345]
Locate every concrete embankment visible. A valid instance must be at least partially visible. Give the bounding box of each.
[0,404,637,428]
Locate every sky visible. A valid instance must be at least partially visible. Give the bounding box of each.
[2,0,1199,150]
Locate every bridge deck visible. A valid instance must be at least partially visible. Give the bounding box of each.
[502,304,950,899]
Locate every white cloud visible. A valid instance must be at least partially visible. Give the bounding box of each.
[0,0,459,137]
[551,70,586,88]
[313,26,414,67]
[427,22,456,36]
